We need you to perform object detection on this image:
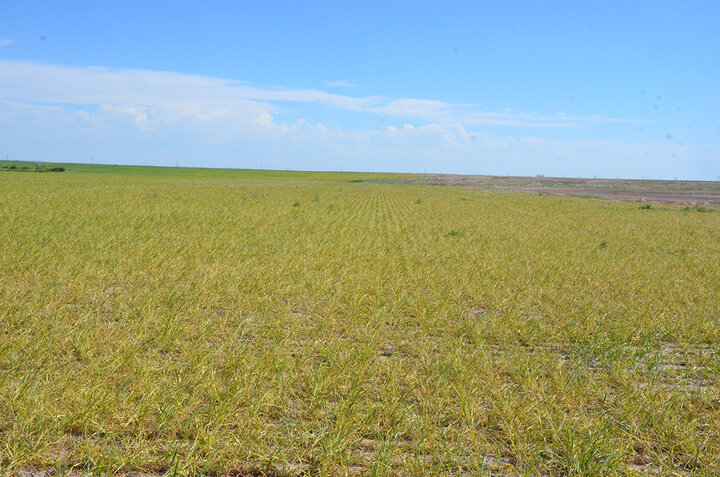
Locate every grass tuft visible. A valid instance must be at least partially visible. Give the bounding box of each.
[0,171,718,475]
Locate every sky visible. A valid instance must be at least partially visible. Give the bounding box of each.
[1,1,719,179]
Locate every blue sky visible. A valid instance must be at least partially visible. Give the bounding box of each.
[1,1,719,179]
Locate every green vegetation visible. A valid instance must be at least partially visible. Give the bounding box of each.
[0,160,409,181]
[1,169,719,475]
[0,162,65,173]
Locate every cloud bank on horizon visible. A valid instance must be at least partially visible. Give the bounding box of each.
[0,60,716,179]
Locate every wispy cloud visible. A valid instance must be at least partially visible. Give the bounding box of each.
[0,60,710,179]
[2,100,706,179]
[0,61,645,130]
[0,37,14,46]
[324,80,358,87]
[368,100,648,127]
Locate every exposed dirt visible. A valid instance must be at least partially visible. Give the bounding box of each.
[383,174,720,206]
[486,186,719,206]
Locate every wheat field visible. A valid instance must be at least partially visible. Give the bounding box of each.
[1,170,719,475]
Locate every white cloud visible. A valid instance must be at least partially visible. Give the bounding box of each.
[324,80,358,87]
[0,100,63,116]
[0,37,13,46]
[98,105,152,130]
[372,99,457,119]
[0,60,645,129]
[1,94,713,179]
[3,60,701,179]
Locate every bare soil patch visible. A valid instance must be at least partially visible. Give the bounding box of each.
[384,174,720,206]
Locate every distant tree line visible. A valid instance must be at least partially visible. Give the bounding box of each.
[0,162,65,172]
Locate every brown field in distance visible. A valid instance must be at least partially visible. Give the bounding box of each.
[383,174,720,206]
